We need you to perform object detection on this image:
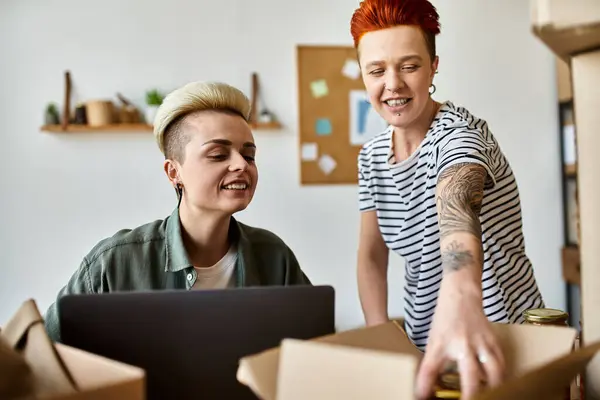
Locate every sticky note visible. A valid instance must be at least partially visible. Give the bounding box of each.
[301,143,318,161]
[341,59,361,80]
[318,154,337,175]
[310,79,329,98]
[315,118,332,135]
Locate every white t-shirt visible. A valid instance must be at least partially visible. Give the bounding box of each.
[192,245,238,290]
[358,101,544,350]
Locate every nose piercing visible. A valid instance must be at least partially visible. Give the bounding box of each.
[384,83,399,93]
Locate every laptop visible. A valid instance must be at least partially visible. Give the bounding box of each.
[58,285,335,400]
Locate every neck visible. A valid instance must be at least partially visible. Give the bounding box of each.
[392,99,439,160]
[178,201,231,268]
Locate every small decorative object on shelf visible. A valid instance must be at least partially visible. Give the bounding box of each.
[259,109,274,123]
[86,100,115,127]
[74,103,87,125]
[145,89,164,126]
[116,92,140,124]
[44,103,60,125]
[248,72,282,130]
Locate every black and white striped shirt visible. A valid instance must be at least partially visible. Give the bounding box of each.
[358,101,544,349]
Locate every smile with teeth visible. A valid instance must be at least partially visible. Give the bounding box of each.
[385,98,411,106]
[222,183,248,190]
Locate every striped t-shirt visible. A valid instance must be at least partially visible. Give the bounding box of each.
[358,101,544,349]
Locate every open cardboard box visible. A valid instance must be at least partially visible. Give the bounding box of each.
[237,321,600,399]
[0,299,145,400]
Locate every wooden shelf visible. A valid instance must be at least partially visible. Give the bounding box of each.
[250,121,282,130]
[562,245,581,286]
[41,123,153,133]
[565,163,577,177]
[42,121,282,133]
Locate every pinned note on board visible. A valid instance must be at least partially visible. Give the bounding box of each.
[341,59,361,80]
[310,79,329,98]
[349,90,388,145]
[318,154,337,175]
[315,118,332,135]
[301,143,318,161]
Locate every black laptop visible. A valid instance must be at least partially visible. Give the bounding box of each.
[58,285,335,399]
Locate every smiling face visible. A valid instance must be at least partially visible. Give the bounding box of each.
[358,25,438,129]
[164,110,258,216]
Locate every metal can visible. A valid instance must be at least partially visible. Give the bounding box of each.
[523,307,572,400]
[523,308,569,326]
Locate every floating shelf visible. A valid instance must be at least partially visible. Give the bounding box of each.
[250,121,282,130]
[41,123,152,133]
[41,121,282,134]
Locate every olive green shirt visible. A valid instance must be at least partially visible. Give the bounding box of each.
[44,208,311,342]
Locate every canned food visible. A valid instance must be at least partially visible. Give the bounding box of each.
[523,308,569,326]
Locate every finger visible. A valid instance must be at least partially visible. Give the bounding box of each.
[457,350,482,400]
[490,340,506,373]
[480,342,506,387]
[415,347,447,400]
[477,346,503,388]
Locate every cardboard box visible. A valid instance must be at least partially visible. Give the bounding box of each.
[531,1,600,397]
[556,56,573,102]
[530,0,600,60]
[0,299,145,399]
[237,321,600,399]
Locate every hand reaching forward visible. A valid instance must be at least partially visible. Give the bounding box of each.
[415,280,506,400]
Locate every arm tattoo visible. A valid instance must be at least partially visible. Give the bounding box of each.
[441,240,477,271]
[437,163,487,273]
[436,163,486,241]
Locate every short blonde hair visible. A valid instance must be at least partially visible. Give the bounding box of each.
[153,81,252,159]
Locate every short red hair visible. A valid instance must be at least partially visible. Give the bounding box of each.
[350,0,441,60]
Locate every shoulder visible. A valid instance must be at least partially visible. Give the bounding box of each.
[434,101,495,141]
[235,221,291,251]
[83,217,168,265]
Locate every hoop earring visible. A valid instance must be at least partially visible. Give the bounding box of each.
[429,84,436,95]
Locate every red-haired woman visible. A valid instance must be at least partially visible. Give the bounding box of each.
[351,0,544,398]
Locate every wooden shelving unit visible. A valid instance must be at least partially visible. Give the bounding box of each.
[556,56,580,329]
[41,123,153,133]
[565,163,577,178]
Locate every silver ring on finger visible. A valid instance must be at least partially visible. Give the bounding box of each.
[477,352,489,364]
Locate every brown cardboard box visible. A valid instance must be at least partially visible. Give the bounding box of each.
[531,1,600,397]
[236,321,600,399]
[530,0,600,61]
[556,56,573,102]
[0,299,145,400]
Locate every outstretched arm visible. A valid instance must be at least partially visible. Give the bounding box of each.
[416,162,505,400]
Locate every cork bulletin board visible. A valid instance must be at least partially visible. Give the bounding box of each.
[296,45,388,185]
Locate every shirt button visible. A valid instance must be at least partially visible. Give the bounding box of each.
[187,273,193,281]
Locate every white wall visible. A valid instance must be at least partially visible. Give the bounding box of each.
[0,0,564,330]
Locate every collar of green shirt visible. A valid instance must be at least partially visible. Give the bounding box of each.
[163,207,262,287]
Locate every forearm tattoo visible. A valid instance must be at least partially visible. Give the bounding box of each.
[437,163,486,272]
[441,240,477,271]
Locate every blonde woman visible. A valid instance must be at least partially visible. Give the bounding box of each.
[44,81,311,342]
